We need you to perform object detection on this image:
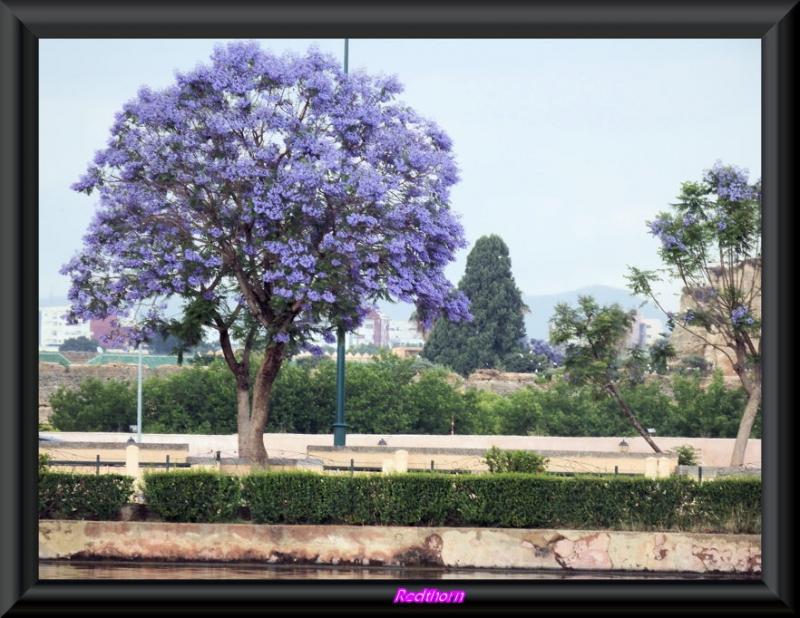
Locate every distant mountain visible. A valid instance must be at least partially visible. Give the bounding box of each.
[377,285,668,342]
[521,285,665,341]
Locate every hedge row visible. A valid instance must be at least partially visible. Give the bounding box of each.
[38,470,761,533]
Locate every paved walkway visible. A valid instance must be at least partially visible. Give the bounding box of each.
[41,432,761,468]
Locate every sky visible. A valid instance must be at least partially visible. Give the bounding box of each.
[39,38,761,318]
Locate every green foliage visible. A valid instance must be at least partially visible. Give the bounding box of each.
[46,343,757,440]
[422,234,528,377]
[40,469,760,533]
[49,377,136,432]
[39,472,134,520]
[39,453,51,471]
[404,368,462,434]
[143,470,242,522]
[668,370,755,438]
[672,445,701,466]
[59,335,100,352]
[677,354,713,374]
[483,445,549,473]
[242,471,457,527]
[142,361,238,434]
[626,162,762,465]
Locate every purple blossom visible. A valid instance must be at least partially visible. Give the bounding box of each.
[61,40,471,357]
[731,305,755,327]
[703,161,756,203]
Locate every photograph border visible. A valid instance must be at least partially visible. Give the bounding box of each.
[2,1,796,613]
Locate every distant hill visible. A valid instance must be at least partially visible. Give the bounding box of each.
[377,285,668,342]
[520,285,666,341]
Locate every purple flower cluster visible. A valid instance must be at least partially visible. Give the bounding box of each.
[61,41,472,345]
[731,305,755,326]
[703,161,756,203]
[647,215,687,252]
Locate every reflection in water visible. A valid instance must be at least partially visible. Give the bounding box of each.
[39,560,760,581]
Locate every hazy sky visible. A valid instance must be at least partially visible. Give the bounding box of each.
[39,38,761,315]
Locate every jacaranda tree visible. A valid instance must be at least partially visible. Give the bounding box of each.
[627,161,761,466]
[62,41,471,466]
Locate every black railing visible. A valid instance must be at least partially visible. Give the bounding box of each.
[47,454,190,475]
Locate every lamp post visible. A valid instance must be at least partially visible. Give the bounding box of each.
[332,324,348,446]
[331,38,351,448]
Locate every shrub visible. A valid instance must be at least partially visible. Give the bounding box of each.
[39,472,134,520]
[143,470,242,522]
[672,444,701,466]
[483,445,549,473]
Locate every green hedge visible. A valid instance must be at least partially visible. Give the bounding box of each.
[240,472,759,533]
[39,471,134,520]
[143,470,242,522]
[38,470,761,533]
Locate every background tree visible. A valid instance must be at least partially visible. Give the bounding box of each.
[421,234,527,377]
[58,336,100,353]
[49,378,135,432]
[627,161,761,466]
[549,295,663,452]
[61,41,471,467]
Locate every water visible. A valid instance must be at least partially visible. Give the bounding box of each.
[39,560,760,580]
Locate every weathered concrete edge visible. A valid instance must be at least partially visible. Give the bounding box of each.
[39,521,761,574]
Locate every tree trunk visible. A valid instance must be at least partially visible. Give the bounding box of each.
[729,384,761,466]
[243,344,285,469]
[608,384,662,453]
[235,376,250,458]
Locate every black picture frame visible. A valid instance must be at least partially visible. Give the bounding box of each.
[2,1,795,614]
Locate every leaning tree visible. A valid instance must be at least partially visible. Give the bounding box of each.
[62,41,471,466]
[627,161,761,466]
[549,295,664,453]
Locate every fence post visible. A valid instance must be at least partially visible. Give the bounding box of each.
[95,454,100,475]
[350,458,354,476]
[431,460,434,473]
[166,454,170,472]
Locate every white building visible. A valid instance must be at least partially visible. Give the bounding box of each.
[39,306,134,351]
[39,306,91,350]
[388,321,425,348]
[626,313,666,349]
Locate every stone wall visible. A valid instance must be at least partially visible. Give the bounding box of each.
[668,260,761,379]
[38,520,761,574]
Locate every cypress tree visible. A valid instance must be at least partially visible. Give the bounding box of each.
[422,234,528,376]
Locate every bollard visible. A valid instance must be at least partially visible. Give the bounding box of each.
[698,466,703,483]
[350,458,354,475]
[166,454,170,472]
[431,460,435,472]
[125,439,140,481]
[394,450,409,473]
[95,454,100,475]
[614,465,618,476]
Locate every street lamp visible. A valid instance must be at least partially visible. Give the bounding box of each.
[618,440,629,453]
[332,38,351,448]
[332,324,348,446]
